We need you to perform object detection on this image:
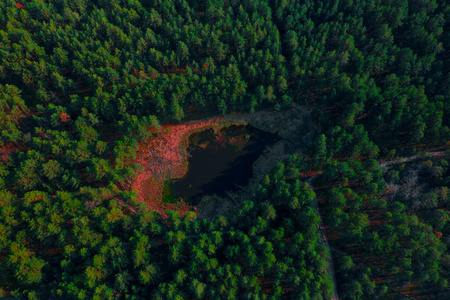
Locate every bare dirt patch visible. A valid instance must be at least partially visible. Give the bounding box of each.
[196,194,236,220]
[225,105,315,144]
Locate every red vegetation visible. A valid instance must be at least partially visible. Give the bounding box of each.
[131,117,246,218]
[301,170,322,178]
[37,130,46,139]
[60,112,71,123]
[0,143,17,162]
[16,3,25,9]
[0,289,9,297]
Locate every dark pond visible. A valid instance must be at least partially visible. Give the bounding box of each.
[166,125,278,205]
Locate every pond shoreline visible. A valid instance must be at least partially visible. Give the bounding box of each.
[196,107,316,219]
[131,116,247,217]
[168,125,279,204]
[130,106,315,219]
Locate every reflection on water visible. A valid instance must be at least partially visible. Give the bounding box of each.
[168,125,278,205]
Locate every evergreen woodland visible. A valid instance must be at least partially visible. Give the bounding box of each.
[1,0,450,299]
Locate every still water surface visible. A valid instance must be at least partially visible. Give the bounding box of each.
[167,126,278,204]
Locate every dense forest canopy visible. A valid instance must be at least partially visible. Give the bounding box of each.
[0,0,450,299]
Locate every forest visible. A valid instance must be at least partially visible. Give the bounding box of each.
[0,0,450,299]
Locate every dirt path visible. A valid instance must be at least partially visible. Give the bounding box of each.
[379,151,445,170]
